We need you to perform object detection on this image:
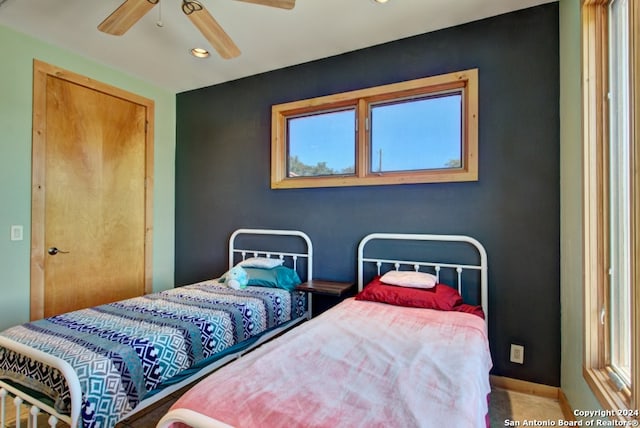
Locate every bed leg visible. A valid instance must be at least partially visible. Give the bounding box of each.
[1,388,6,428]
[13,397,24,428]
[47,415,59,427]
[13,396,22,428]
[29,405,40,428]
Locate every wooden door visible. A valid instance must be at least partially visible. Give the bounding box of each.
[30,60,154,319]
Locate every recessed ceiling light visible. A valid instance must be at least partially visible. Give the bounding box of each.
[373,0,389,3]
[190,48,210,58]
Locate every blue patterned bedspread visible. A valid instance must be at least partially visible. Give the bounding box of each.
[0,282,306,428]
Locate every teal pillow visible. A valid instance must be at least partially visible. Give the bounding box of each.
[245,266,301,291]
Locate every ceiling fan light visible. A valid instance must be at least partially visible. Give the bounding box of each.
[191,48,210,58]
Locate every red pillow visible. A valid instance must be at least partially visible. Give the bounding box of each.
[355,276,463,311]
[452,303,485,319]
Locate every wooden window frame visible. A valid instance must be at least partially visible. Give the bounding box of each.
[271,69,478,189]
[582,0,639,417]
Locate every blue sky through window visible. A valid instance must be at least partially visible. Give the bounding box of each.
[287,93,462,175]
[371,94,462,172]
[288,109,356,174]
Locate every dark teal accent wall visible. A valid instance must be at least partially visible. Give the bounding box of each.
[175,4,560,386]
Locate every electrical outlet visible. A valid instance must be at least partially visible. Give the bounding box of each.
[510,344,524,364]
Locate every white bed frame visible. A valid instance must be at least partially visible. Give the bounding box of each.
[357,232,488,324]
[156,232,488,428]
[0,228,312,428]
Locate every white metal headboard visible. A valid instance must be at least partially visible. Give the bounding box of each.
[228,228,313,282]
[357,233,488,324]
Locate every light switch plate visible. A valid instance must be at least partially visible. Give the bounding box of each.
[10,225,23,241]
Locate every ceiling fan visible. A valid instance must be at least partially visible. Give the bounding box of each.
[98,0,295,59]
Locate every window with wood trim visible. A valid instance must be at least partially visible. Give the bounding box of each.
[271,69,478,189]
[583,0,639,418]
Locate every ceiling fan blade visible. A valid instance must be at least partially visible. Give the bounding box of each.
[98,0,158,36]
[182,1,241,59]
[234,0,295,10]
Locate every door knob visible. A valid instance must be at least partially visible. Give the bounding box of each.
[48,247,70,256]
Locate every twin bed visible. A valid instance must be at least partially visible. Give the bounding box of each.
[0,229,492,428]
[0,229,312,427]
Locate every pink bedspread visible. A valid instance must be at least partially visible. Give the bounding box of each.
[159,298,492,428]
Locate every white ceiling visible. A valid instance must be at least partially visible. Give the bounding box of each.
[0,0,555,93]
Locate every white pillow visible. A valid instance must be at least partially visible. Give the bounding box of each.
[380,270,437,289]
[238,257,284,269]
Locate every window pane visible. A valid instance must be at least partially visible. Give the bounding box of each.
[287,109,356,177]
[609,0,631,387]
[370,93,462,173]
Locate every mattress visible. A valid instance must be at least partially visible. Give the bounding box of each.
[0,281,306,428]
[162,297,492,428]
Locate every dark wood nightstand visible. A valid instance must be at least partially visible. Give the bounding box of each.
[296,280,355,317]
